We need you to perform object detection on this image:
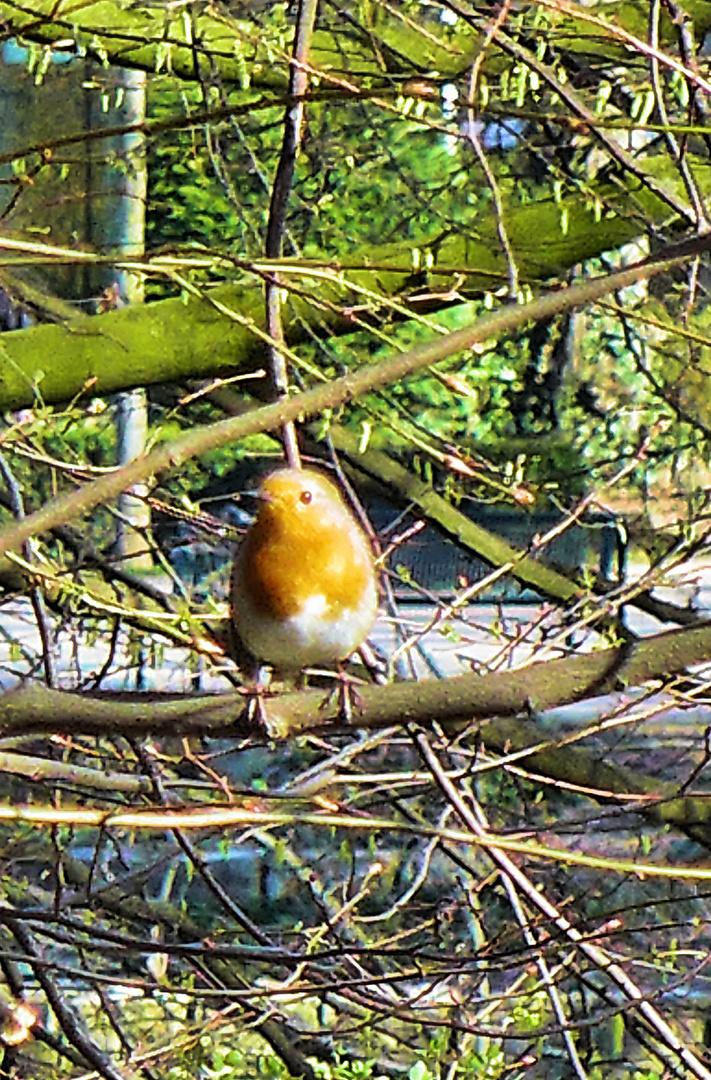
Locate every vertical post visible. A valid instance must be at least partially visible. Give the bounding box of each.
[111,70,152,571]
[116,388,151,570]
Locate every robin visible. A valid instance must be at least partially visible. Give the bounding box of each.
[230,467,378,686]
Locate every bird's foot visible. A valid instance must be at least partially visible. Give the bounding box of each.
[239,685,275,730]
[318,667,366,723]
[238,666,277,731]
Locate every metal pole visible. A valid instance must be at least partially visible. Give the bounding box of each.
[111,70,151,571]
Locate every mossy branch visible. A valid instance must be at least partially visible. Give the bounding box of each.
[0,235,706,561]
[325,424,582,603]
[1,0,701,93]
[0,181,678,414]
[0,0,476,87]
[1,621,711,840]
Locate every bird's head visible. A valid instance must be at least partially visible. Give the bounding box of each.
[255,468,353,540]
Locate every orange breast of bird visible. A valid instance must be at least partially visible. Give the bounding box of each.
[230,468,378,674]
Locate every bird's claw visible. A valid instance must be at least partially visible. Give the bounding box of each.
[319,668,365,723]
[239,683,276,731]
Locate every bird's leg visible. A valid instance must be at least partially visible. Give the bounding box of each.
[318,662,366,723]
[239,664,276,731]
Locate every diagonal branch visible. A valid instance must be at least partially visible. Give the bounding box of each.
[0,915,135,1080]
[0,234,707,563]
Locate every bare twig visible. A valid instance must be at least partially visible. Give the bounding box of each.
[412,730,711,1080]
[0,451,55,686]
[499,844,589,1078]
[648,0,708,230]
[264,0,320,468]
[466,0,518,300]
[131,741,272,947]
[0,916,135,1080]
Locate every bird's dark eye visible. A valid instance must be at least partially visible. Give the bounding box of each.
[299,490,313,505]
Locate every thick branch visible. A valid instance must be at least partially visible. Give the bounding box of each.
[0,182,676,414]
[0,620,708,737]
[1,623,711,846]
[0,235,707,561]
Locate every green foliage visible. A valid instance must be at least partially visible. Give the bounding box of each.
[145,54,605,500]
[126,0,711,504]
[147,82,279,262]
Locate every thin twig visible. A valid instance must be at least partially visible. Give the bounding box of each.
[412,729,711,1080]
[648,0,707,230]
[264,0,320,468]
[498,844,589,1078]
[466,0,518,299]
[0,916,134,1080]
[0,450,55,686]
[131,741,272,947]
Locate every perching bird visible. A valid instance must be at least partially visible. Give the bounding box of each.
[230,467,378,684]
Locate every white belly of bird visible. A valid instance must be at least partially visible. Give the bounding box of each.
[237,586,377,672]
